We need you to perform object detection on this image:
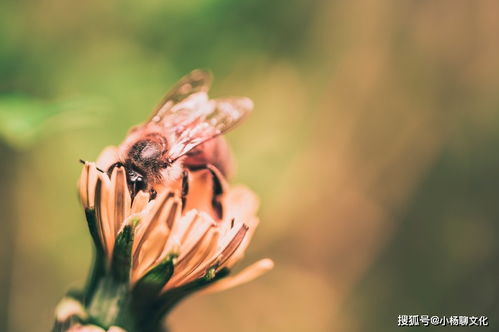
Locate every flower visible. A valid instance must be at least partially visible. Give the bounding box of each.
[69,146,272,331]
[80,146,272,291]
[54,70,272,332]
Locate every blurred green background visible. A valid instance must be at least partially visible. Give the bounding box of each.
[1,0,499,331]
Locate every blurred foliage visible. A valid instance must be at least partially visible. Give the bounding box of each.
[0,95,106,149]
[1,0,499,332]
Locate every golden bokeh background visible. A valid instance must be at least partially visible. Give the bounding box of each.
[1,1,498,331]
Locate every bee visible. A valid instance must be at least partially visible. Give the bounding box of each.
[108,69,253,218]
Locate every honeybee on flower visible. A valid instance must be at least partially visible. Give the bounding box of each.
[55,70,272,332]
[107,70,253,215]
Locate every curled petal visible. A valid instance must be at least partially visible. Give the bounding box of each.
[184,169,219,221]
[108,165,131,237]
[133,193,182,278]
[175,211,216,263]
[165,225,219,289]
[199,258,274,295]
[80,163,101,210]
[94,173,114,256]
[133,191,174,257]
[223,185,259,224]
[181,222,248,285]
[130,190,150,215]
[79,162,90,209]
[223,216,259,268]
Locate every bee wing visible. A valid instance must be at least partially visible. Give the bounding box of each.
[147,69,213,124]
[162,96,254,161]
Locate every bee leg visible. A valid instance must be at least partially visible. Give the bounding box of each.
[188,164,226,219]
[209,165,225,219]
[149,188,157,201]
[107,161,125,176]
[181,170,189,210]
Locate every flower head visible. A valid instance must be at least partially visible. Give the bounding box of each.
[74,145,272,330]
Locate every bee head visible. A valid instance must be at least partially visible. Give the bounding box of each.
[127,168,148,197]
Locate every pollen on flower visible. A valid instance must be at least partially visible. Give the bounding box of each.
[78,146,272,296]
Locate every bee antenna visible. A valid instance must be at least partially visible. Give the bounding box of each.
[79,159,104,173]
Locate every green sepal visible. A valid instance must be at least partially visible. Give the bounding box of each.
[148,267,231,322]
[87,277,129,329]
[133,254,177,300]
[110,222,136,284]
[83,217,139,330]
[128,267,230,332]
[85,208,104,256]
[84,209,107,305]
